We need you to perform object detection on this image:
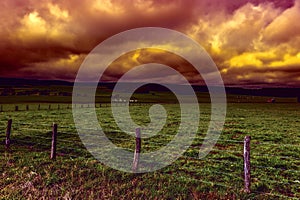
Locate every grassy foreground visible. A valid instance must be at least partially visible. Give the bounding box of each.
[0,103,299,199]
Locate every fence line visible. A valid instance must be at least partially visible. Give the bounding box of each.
[15,127,53,132]
[181,156,243,168]
[1,118,299,198]
[0,103,150,112]
[187,146,242,154]
[2,122,299,164]
[14,138,48,148]
[243,136,251,193]
[11,122,56,128]
[253,165,300,173]
[5,119,12,149]
[254,177,298,185]
[6,122,268,147]
[251,153,300,160]
[11,131,83,147]
[3,121,298,163]
[132,128,141,172]
[252,141,299,147]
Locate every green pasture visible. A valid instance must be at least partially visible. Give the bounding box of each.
[0,103,299,199]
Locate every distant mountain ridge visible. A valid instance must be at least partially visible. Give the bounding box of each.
[0,77,73,86]
[0,77,299,100]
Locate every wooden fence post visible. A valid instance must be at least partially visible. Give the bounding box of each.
[15,106,18,111]
[51,123,58,160]
[26,105,29,111]
[6,119,12,149]
[244,136,251,193]
[48,105,51,110]
[132,128,141,172]
[38,104,40,110]
[0,105,2,112]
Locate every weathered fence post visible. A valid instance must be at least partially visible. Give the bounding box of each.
[15,106,18,111]
[48,105,51,110]
[244,136,251,193]
[58,105,60,110]
[0,105,2,112]
[132,128,141,172]
[51,123,58,160]
[26,105,29,111]
[6,119,12,149]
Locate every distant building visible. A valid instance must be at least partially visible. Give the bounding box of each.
[267,98,276,103]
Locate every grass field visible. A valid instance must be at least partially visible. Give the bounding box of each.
[0,103,299,199]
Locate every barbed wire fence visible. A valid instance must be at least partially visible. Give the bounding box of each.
[0,102,155,112]
[1,117,299,199]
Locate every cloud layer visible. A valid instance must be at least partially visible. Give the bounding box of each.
[0,0,299,87]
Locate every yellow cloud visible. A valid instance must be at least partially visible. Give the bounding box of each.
[228,53,263,68]
[210,35,222,54]
[226,50,300,70]
[92,0,124,14]
[14,7,74,46]
[19,11,47,37]
[131,50,140,63]
[33,54,84,71]
[48,3,69,20]
[270,53,300,67]
[134,0,155,13]
[59,54,80,66]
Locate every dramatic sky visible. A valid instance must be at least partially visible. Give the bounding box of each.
[0,0,299,87]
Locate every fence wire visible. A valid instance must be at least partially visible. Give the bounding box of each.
[253,165,300,173]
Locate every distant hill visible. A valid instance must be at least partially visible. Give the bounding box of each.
[0,77,73,87]
[225,87,300,99]
[0,77,299,102]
